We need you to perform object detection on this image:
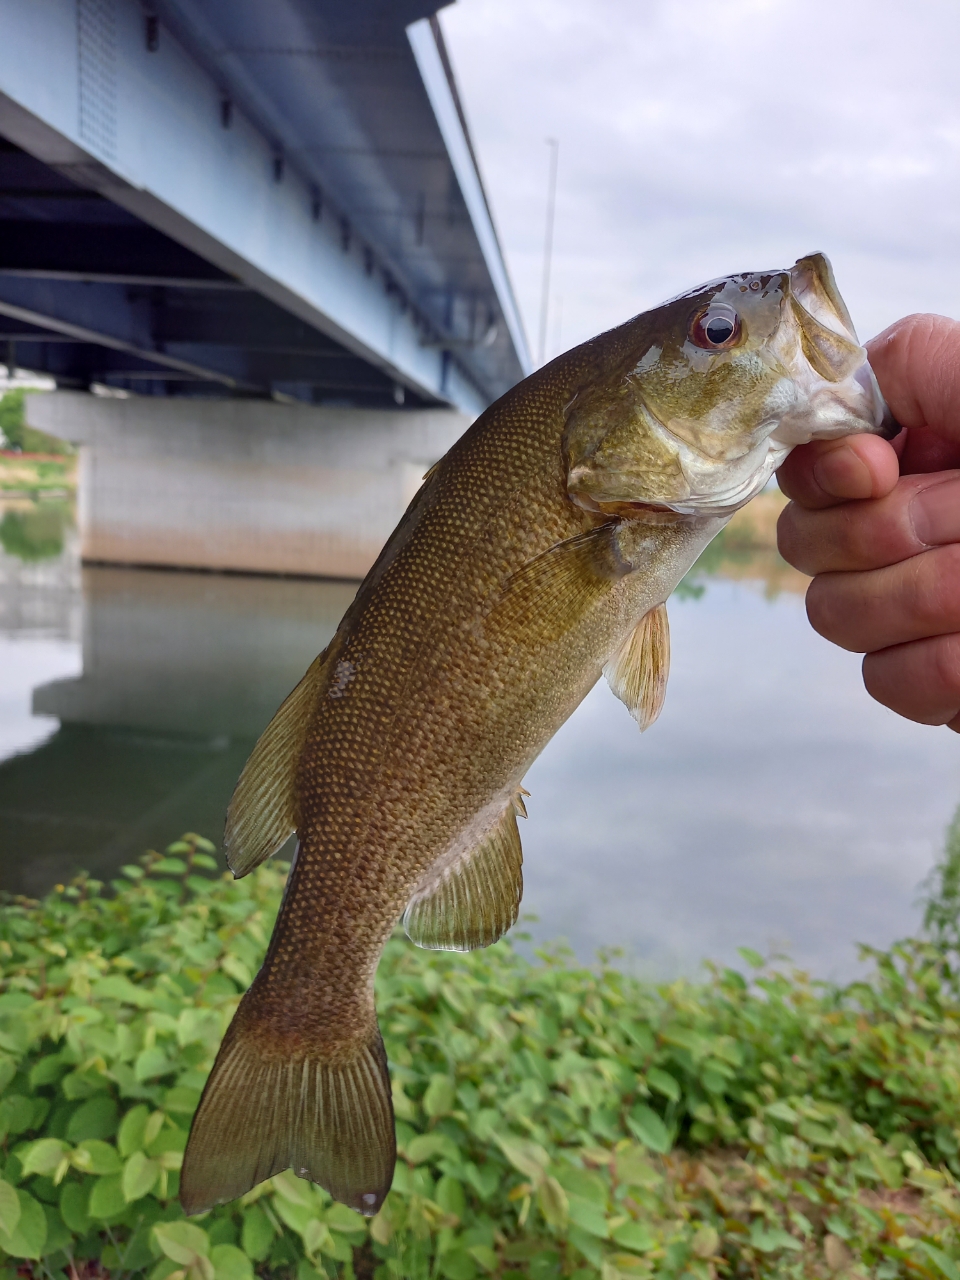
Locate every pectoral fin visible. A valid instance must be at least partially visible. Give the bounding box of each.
[485,522,624,643]
[603,603,670,731]
[403,790,527,951]
[224,649,329,877]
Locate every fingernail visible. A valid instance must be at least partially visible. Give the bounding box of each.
[910,477,960,546]
[812,445,871,499]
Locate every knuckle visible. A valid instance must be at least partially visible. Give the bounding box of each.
[913,545,960,630]
[804,575,849,645]
[930,634,960,703]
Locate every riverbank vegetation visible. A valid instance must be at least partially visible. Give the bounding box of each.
[3,835,960,1280]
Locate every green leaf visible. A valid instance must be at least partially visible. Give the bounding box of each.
[436,1174,467,1219]
[211,1243,254,1280]
[0,1095,36,1137]
[566,1197,609,1239]
[118,1104,150,1156]
[612,1221,656,1253]
[920,1244,960,1280]
[0,1180,21,1237]
[164,1086,201,1116]
[152,858,189,875]
[406,1132,459,1165]
[439,1249,478,1280]
[153,1220,211,1265]
[536,1176,568,1229]
[765,1101,799,1124]
[73,1138,122,1175]
[123,1150,160,1202]
[42,1204,72,1256]
[749,1224,803,1253]
[468,1245,498,1274]
[28,1055,68,1090]
[241,1206,275,1261]
[19,1139,69,1178]
[325,1202,367,1235]
[627,1105,672,1155]
[646,1068,680,1102]
[58,1181,90,1234]
[494,1135,550,1180]
[135,1048,172,1082]
[423,1075,457,1117]
[87,1174,127,1221]
[738,947,765,969]
[66,1094,119,1142]
[0,1190,47,1259]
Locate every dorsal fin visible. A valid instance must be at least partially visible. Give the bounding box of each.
[224,650,329,877]
[603,603,670,731]
[403,790,528,951]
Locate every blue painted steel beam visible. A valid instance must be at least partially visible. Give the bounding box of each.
[0,0,527,416]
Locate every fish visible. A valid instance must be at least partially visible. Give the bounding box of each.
[179,252,895,1218]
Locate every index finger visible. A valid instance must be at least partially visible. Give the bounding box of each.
[776,433,900,510]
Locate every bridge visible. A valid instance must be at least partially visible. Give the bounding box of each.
[0,0,529,576]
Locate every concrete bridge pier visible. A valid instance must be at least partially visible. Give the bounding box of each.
[26,392,470,580]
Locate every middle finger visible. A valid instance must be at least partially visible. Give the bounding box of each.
[806,541,960,653]
[778,470,960,575]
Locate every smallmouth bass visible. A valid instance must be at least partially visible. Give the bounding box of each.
[180,253,894,1216]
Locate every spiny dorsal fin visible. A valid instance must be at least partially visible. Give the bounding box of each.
[485,523,623,644]
[603,603,670,731]
[403,790,528,951]
[180,1014,394,1217]
[224,650,329,877]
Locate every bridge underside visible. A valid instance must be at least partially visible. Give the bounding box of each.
[0,140,438,408]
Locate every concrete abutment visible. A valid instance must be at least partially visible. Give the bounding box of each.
[26,391,472,579]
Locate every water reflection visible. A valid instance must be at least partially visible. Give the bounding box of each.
[0,562,354,896]
[1,497,958,979]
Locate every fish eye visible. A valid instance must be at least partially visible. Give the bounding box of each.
[689,303,741,350]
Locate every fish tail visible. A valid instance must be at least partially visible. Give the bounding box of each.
[180,1002,395,1217]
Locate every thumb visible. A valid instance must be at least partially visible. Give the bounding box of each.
[867,313,960,440]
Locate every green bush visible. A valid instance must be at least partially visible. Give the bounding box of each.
[0,390,70,455]
[0,503,71,561]
[3,837,960,1279]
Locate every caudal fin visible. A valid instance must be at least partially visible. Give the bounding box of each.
[180,1019,395,1217]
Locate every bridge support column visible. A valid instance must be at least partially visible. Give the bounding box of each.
[26,392,470,579]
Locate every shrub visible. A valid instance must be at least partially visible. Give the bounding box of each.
[3,837,960,1279]
[0,390,70,455]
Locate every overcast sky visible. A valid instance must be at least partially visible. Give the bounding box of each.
[440,0,960,365]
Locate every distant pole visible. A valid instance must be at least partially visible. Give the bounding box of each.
[538,138,559,368]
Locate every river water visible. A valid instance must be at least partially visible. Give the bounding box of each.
[1,495,958,981]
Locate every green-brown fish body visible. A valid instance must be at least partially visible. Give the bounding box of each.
[180,254,893,1217]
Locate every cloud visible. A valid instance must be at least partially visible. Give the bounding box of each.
[441,0,960,358]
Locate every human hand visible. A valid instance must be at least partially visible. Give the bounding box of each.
[777,314,960,731]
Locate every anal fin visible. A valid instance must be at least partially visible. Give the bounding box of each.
[604,603,670,731]
[224,649,329,877]
[403,790,527,951]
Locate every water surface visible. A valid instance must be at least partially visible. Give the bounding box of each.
[1,498,957,980]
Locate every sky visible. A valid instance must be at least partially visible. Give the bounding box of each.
[440,0,960,365]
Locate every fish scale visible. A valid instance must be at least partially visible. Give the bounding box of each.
[180,253,896,1217]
